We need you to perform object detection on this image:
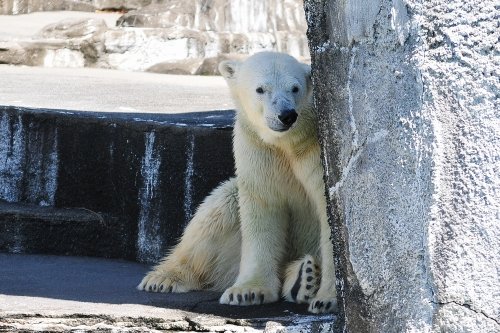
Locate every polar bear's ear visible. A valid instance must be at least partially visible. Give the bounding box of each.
[219,60,241,81]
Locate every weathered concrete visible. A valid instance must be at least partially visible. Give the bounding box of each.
[0,253,336,332]
[305,0,499,332]
[0,106,234,263]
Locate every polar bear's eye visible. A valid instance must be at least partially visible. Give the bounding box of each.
[292,86,299,93]
[256,87,265,94]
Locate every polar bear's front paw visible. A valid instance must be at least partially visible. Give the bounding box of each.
[137,270,193,293]
[308,291,337,314]
[220,285,279,306]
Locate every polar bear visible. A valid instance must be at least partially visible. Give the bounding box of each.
[138,52,337,314]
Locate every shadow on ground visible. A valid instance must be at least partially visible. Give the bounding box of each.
[0,253,311,319]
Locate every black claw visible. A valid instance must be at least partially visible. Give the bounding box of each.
[307,276,313,282]
[229,293,234,302]
[159,285,163,291]
[148,285,153,291]
[244,294,248,301]
[290,262,304,302]
[306,267,312,273]
[251,292,256,301]
[326,301,332,309]
[259,294,264,304]
[168,286,173,292]
[319,301,324,308]
[153,284,157,290]
[315,301,320,309]
[306,284,312,290]
[307,260,312,264]
[237,294,242,304]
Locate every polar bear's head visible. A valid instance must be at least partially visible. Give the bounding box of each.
[219,52,311,141]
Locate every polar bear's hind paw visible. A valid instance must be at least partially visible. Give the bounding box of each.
[308,293,337,313]
[282,255,321,304]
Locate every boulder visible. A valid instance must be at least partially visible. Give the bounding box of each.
[93,0,151,11]
[146,58,205,75]
[38,17,108,39]
[0,41,47,66]
[195,53,247,75]
[304,0,500,332]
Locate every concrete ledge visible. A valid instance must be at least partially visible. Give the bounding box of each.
[0,106,235,263]
[0,253,336,332]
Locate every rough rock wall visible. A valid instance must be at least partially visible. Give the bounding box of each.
[0,0,151,14]
[117,0,306,33]
[305,0,499,332]
[1,0,91,14]
[0,0,309,73]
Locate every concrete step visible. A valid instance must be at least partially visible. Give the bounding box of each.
[0,200,110,257]
[0,105,235,263]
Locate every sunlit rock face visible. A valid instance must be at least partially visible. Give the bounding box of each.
[0,0,309,74]
[117,0,306,34]
[0,0,95,14]
[113,0,310,69]
[0,0,151,14]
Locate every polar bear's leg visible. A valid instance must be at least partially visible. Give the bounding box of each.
[138,178,241,293]
[282,255,321,304]
[219,188,288,305]
[308,207,338,313]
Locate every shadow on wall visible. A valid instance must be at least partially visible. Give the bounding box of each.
[0,107,235,264]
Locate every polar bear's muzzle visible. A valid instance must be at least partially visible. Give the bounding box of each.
[278,109,298,128]
[266,108,298,132]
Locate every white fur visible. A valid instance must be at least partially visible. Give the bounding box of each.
[138,52,337,314]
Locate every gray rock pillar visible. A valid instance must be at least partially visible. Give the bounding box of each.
[304,0,499,332]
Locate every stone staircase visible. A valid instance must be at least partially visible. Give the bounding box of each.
[0,106,235,263]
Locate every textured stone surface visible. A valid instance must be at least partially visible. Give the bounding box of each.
[117,0,307,33]
[93,0,151,11]
[0,106,235,263]
[0,0,151,14]
[305,0,499,332]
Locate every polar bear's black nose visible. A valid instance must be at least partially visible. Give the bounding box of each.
[278,109,298,127]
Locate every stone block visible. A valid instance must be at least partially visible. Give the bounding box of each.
[0,106,235,263]
[0,201,110,256]
[304,0,500,332]
[93,0,151,11]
